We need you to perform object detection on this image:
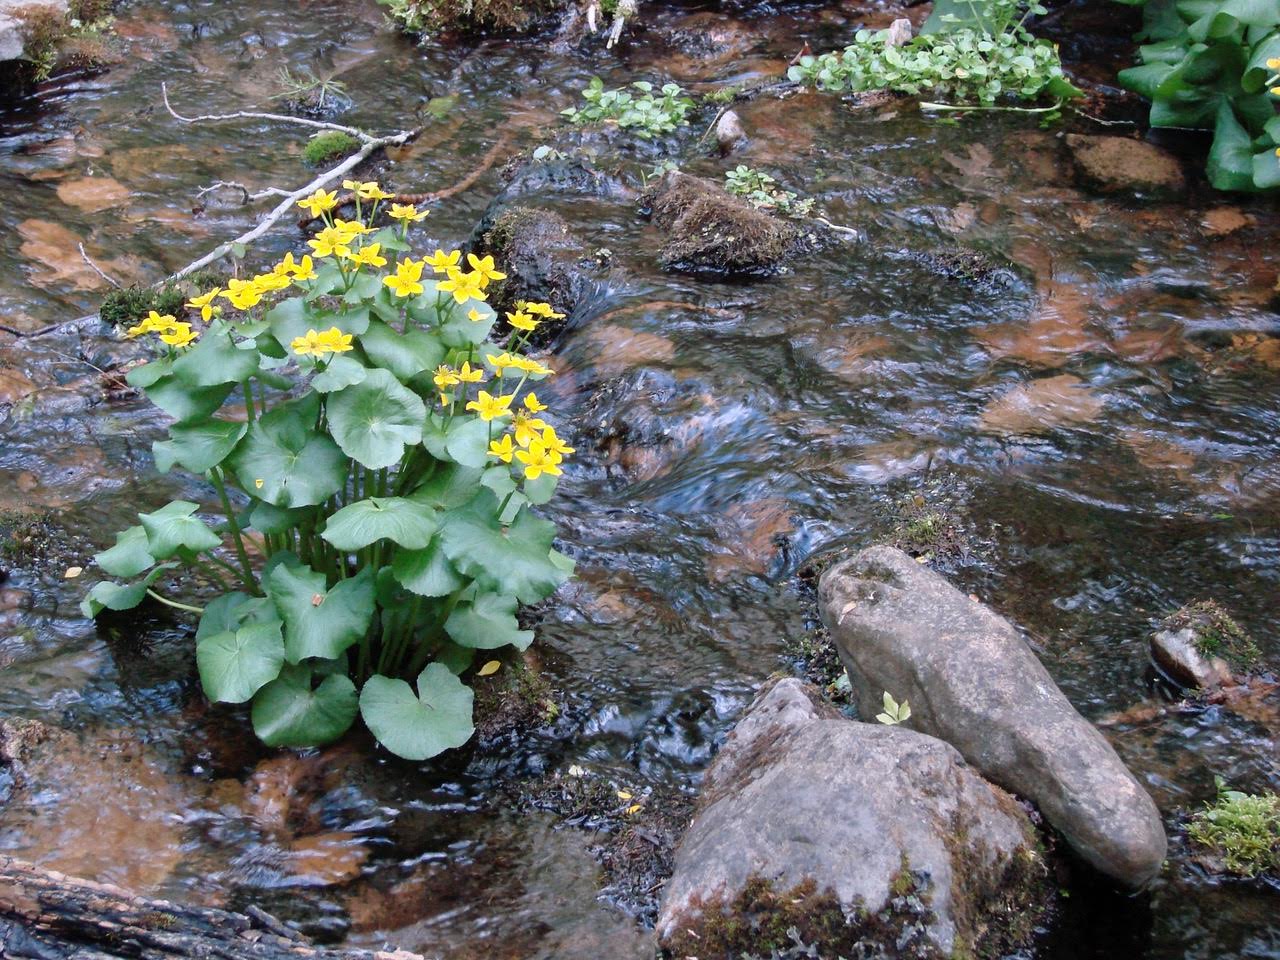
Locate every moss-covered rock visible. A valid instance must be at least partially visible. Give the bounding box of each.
[302,130,359,167]
[1151,599,1261,690]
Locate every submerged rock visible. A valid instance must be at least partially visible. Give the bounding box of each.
[714,109,746,155]
[818,546,1167,888]
[1064,134,1185,195]
[1151,600,1260,691]
[641,170,800,275]
[657,678,1048,959]
[472,206,598,320]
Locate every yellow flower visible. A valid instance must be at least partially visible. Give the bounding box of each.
[456,361,485,383]
[485,351,517,373]
[425,249,462,274]
[308,226,351,259]
[222,277,266,310]
[507,355,552,376]
[515,439,562,480]
[506,310,539,331]
[384,258,426,298]
[297,188,338,217]
[342,179,374,195]
[126,309,178,338]
[317,326,353,353]
[437,268,487,304]
[273,252,301,277]
[1272,86,1280,96]
[466,253,507,286]
[291,326,351,358]
[523,392,548,413]
[1269,57,1280,69]
[389,203,429,222]
[433,365,460,390]
[350,243,387,268]
[291,329,322,356]
[254,272,293,292]
[520,300,566,319]
[539,426,575,462]
[468,307,485,322]
[159,322,198,348]
[487,434,514,463]
[512,410,547,447]
[344,180,393,201]
[333,218,370,241]
[291,255,317,282]
[466,390,513,421]
[186,289,222,322]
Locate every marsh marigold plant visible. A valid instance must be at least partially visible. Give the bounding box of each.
[81,182,574,761]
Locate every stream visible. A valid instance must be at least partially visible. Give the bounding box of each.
[1,0,1278,957]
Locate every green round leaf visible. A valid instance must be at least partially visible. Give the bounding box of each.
[423,414,491,468]
[444,590,533,650]
[140,500,222,559]
[358,663,474,760]
[172,326,261,387]
[440,490,571,603]
[79,565,174,618]
[153,419,248,474]
[391,533,465,597]
[196,620,286,704]
[312,353,368,393]
[228,394,347,508]
[327,368,426,470]
[196,591,275,640]
[359,320,445,381]
[268,563,375,663]
[143,375,234,425]
[94,525,155,579]
[252,664,358,747]
[407,463,484,510]
[321,497,438,551]
[248,499,312,536]
[267,297,370,351]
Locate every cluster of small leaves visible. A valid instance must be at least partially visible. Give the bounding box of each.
[376,0,551,35]
[81,200,573,763]
[788,0,1081,108]
[1188,778,1280,878]
[1116,0,1280,191]
[724,165,814,217]
[561,77,694,139]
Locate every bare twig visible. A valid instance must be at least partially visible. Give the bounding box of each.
[161,83,373,142]
[195,180,294,203]
[78,243,122,289]
[811,215,861,238]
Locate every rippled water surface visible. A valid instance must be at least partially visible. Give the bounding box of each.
[1,0,1278,957]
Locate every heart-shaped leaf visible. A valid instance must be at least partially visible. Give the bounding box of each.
[422,414,491,468]
[94,525,155,579]
[327,368,426,470]
[268,562,375,663]
[228,394,347,508]
[267,296,369,351]
[391,533,466,597]
[172,325,261,387]
[311,353,367,393]
[153,419,248,474]
[445,590,533,650]
[359,320,445,381]
[440,491,570,603]
[196,591,276,640]
[140,500,222,559]
[321,497,438,551]
[79,564,174,618]
[251,663,358,747]
[359,663,474,760]
[197,620,286,703]
[248,499,313,536]
[407,463,484,510]
[143,374,234,424]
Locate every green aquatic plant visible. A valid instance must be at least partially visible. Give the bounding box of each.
[377,0,555,35]
[788,0,1081,113]
[1188,778,1280,878]
[302,131,360,167]
[1113,0,1280,191]
[561,77,695,139]
[81,181,575,761]
[271,67,348,111]
[724,165,814,217]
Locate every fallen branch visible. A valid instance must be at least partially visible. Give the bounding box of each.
[78,242,122,289]
[162,82,375,142]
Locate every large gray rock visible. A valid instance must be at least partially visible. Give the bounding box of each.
[0,0,69,62]
[819,546,1167,888]
[657,679,1048,960]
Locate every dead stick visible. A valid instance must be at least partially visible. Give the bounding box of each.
[78,242,122,289]
[162,82,376,143]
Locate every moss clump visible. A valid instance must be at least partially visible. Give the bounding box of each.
[0,509,58,568]
[472,656,559,744]
[99,272,226,328]
[302,130,359,167]
[703,85,742,105]
[1161,600,1260,670]
[378,0,561,36]
[1188,781,1280,878]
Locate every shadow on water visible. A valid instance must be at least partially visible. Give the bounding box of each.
[1,0,1277,956]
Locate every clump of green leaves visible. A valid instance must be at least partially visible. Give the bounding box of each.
[1188,778,1280,878]
[303,131,360,167]
[1161,599,1260,669]
[875,691,911,725]
[377,0,554,35]
[789,0,1081,110]
[100,273,227,328]
[561,78,695,139]
[1114,0,1280,191]
[724,166,815,217]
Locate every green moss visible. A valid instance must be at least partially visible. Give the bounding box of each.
[0,509,61,569]
[472,656,559,743]
[1188,781,1280,878]
[302,130,359,167]
[703,85,742,105]
[99,272,226,328]
[378,0,561,35]
[1161,600,1260,670]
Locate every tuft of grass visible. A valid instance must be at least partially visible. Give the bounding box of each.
[99,272,227,328]
[302,130,359,167]
[1188,779,1280,878]
[1161,600,1260,670]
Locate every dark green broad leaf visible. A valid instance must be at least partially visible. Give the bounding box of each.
[153,419,247,474]
[251,663,358,747]
[391,533,466,597]
[196,620,286,703]
[358,663,474,760]
[422,413,491,468]
[407,463,485,511]
[435,641,476,675]
[268,562,375,662]
[326,368,426,470]
[267,297,369,352]
[140,500,222,559]
[343,272,383,304]
[95,525,155,579]
[79,564,174,618]
[359,320,445,381]
[311,354,367,393]
[228,393,347,508]
[321,497,438,551]
[445,590,533,650]
[196,591,275,640]
[303,265,344,301]
[522,472,558,506]
[125,357,171,389]
[248,499,312,536]
[439,490,570,603]
[1207,102,1259,190]
[143,375,235,425]
[1242,30,1280,92]
[171,325,260,387]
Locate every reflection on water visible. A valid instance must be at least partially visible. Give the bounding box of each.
[1,0,1277,956]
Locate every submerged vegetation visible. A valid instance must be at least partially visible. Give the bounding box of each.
[1188,779,1280,878]
[80,183,575,761]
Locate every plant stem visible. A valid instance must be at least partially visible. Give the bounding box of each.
[210,468,260,594]
[146,589,205,615]
[242,379,256,423]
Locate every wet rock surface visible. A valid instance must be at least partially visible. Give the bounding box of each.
[657,678,1048,959]
[1064,134,1186,195]
[472,205,600,319]
[1151,600,1260,691]
[819,546,1168,889]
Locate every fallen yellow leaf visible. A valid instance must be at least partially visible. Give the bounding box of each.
[626,804,642,815]
[478,660,501,676]
[616,790,632,800]
[64,566,83,579]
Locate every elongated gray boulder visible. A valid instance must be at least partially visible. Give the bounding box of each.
[657,679,1048,959]
[818,546,1167,888]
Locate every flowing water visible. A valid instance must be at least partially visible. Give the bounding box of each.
[1,0,1278,957]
